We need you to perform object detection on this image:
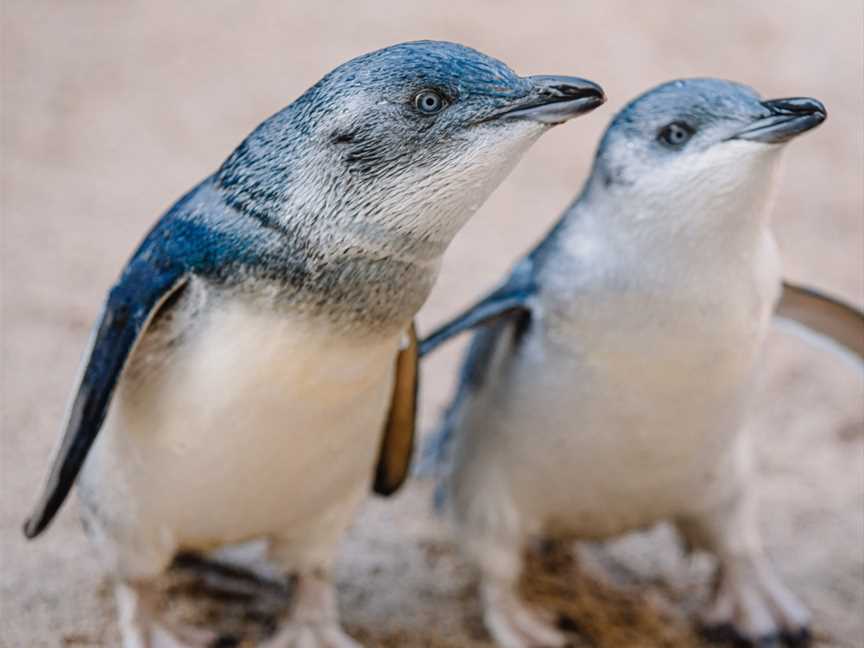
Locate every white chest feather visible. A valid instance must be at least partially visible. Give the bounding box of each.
[453,224,782,538]
[83,296,401,554]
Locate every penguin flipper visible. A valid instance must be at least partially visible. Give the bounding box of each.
[416,259,538,482]
[23,256,189,539]
[416,316,525,484]
[775,280,864,363]
[373,322,419,496]
[419,259,537,357]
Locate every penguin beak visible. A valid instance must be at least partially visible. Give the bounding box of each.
[498,76,606,125]
[732,97,827,144]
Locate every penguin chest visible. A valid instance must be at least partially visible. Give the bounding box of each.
[490,287,776,535]
[87,297,401,549]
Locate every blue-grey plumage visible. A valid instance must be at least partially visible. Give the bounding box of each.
[421,79,859,648]
[24,41,605,648]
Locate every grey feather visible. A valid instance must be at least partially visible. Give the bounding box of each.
[417,258,537,483]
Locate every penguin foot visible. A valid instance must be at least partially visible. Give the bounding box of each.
[699,560,811,647]
[146,625,218,648]
[116,580,218,648]
[259,623,362,648]
[121,624,185,648]
[482,582,567,648]
[260,570,361,648]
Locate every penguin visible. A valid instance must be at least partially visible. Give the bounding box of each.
[23,40,605,647]
[421,78,861,648]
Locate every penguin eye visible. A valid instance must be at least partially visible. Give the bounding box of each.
[658,122,694,148]
[414,90,447,115]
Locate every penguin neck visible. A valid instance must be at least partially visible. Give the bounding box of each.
[559,162,780,267]
[212,116,491,332]
[213,183,444,335]
[288,217,445,332]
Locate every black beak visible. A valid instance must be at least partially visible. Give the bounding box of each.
[500,76,606,125]
[732,97,826,144]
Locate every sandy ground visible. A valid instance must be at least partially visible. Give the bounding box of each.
[1,2,862,647]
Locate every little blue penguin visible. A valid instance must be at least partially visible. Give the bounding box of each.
[22,40,605,648]
[421,78,863,648]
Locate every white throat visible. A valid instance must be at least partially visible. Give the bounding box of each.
[581,140,785,262]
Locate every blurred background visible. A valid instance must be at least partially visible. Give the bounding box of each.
[1,2,862,646]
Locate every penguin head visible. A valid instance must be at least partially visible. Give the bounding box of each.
[586,78,825,217]
[218,41,604,248]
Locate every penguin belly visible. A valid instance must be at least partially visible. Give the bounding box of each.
[78,295,399,574]
[449,286,772,541]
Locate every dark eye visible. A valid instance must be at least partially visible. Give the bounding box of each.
[658,122,694,148]
[414,90,446,115]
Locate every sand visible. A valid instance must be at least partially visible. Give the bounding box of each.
[1,1,862,647]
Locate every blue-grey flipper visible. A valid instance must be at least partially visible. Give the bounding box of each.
[23,256,189,539]
[373,322,419,496]
[417,259,537,480]
[23,178,263,538]
[418,318,527,485]
[419,258,537,357]
[775,281,864,362]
